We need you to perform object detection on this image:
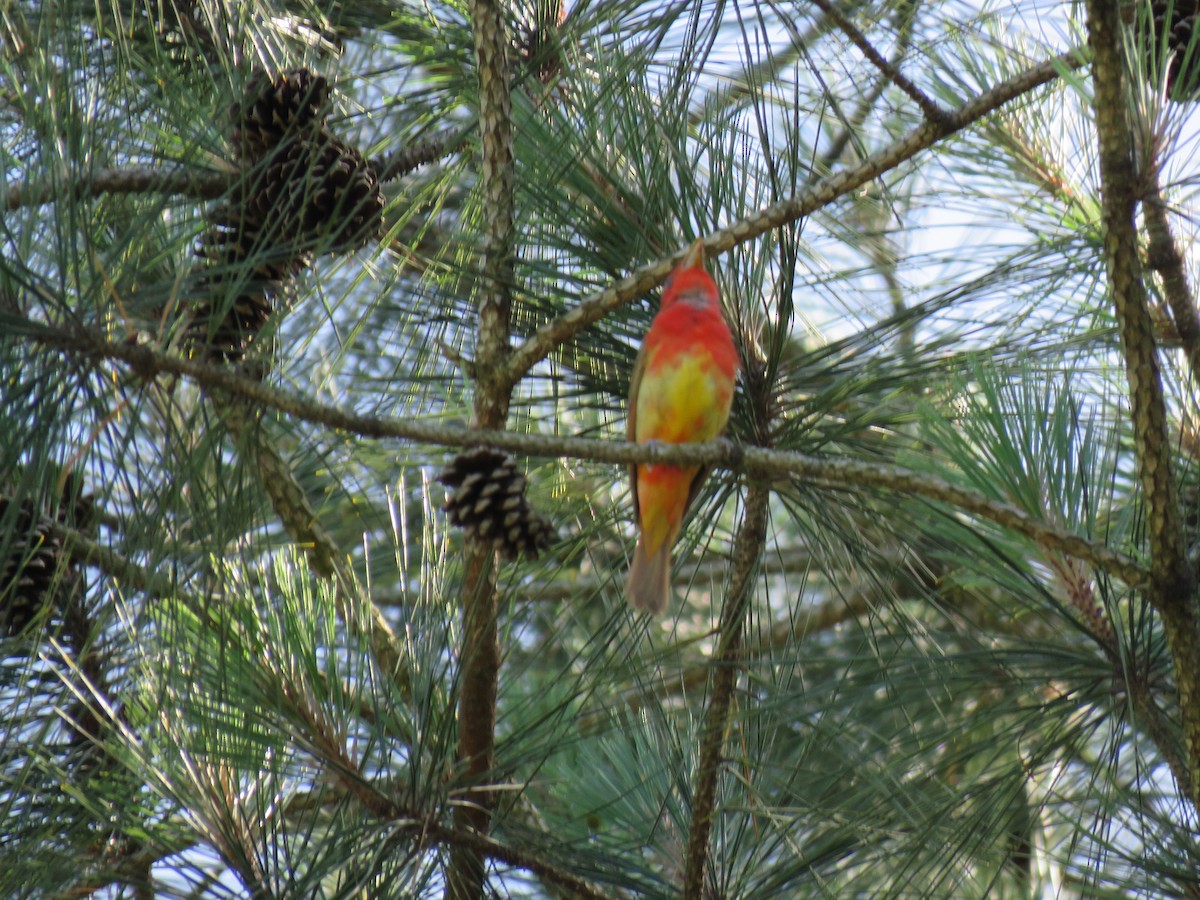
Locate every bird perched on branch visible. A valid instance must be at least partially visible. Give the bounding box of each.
[626,239,738,615]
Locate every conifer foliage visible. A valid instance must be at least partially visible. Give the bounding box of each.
[4,1,1200,898]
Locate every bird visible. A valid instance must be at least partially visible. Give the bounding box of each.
[626,239,738,615]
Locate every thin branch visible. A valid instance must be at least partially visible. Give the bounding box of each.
[373,544,837,612]
[781,453,1150,590]
[2,166,231,210]
[53,834,195,899]
[55,799,610,900]
[430,822,611,900]
[25,325,1150,590]
[684,340,775,895]
[502,48,1086,386]
[54,524,199,609]
[692,0,869,127]
[1085,0,1200,805]
[682,484,771,897]
[1036,549,1192,795]
[818,0,922,170]
[610,567,876,722]
[808,0,950,124]
[215,397,344,580]
[285,667,614,899]
[1144,181,1200,386]
[1127,675,1193,801]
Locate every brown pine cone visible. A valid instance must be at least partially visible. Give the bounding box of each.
[439,448,557,560]
[231,68,330,161]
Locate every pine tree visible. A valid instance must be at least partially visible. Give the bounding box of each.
[2,0,1200,896]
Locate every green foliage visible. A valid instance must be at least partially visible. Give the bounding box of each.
[2,0,1199,896]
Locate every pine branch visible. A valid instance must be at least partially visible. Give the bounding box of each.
[1038,550,1192,794]
[52,835,194,899]
[451,1,518,894]
[53,796,611,900]
[1086,0,1200,807]
[53,523,208,618]
[606,587,873,722]
[681,483,770,896]
[1,130,462,211]
[26,324,1150,590]
[1144,180,1200,387]
[52,533,607,897]
[268,704,614,899]
[1,166,231,210]
[501,47,1086,386]
[1127,675,1193,801]
[42,564,601,898]
[431,823,611,900]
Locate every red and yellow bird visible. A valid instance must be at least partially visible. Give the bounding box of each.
[627,240,739,614]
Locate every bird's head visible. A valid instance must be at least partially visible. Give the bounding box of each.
[661,239,719,309]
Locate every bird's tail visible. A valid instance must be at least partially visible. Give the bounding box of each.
[626,538,671,615]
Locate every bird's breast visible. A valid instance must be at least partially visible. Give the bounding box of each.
[635,327,736,444]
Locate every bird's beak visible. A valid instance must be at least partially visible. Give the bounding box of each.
[681,238,706,271]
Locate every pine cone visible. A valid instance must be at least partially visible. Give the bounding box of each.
[0,498,59,636]
[189,205,310,364]
[186,268,301,365]
[232,68,330,162]
[219,135,383,257]
[297,137,384,254]
[514,1,568,86]
[1150,0,1200,98]
[188,67,383,369]
[241,137,383,254]
[438,448,557,560]
[0,476,92,639]
[195,196,315,272]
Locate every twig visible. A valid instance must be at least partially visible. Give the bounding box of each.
[53,834,195,899]
[610,567,876,722]
[26,325,1150,591]
[431,821,611,900]
[808,0,950,124]
[1126,675,1193,801]
[681,484,771,897]
[683,346,777,894]
[819,0,921,170]
[371,126,470,182]
[54,524,194,606]
[693,0,869,127]
[1085,0,1200,806]
[54,792,610,900]
[502,48,1086,386]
